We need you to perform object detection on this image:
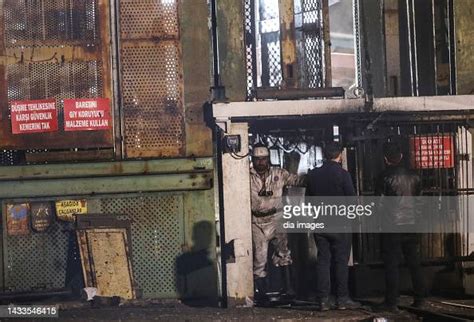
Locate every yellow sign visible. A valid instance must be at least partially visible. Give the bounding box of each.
[55,200,87,222]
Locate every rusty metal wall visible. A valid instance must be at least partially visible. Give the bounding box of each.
[119,0,184,158]
[3,0,99,47]
[0,0,113,153]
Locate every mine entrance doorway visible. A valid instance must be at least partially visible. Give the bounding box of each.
[348,117,473,297]
[247,113,473,298]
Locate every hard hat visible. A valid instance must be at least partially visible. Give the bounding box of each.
[252,146,269,158]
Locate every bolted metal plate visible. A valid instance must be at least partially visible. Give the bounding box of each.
[100,193,184,298]
[3,210,69,292]
[120,41,184,158]
[3,0,99,47]
[119,0,179,39]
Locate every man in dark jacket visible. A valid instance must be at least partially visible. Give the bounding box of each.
[306,142,359,311]
[374,142,426,312]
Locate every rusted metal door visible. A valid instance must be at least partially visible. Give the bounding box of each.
[118,0,184,158]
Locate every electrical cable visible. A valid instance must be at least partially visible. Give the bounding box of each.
[230,152,249,160]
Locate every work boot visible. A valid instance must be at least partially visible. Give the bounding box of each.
[254,277,268,305]
[317,297,331,311]
[280,266,296,300]
[336,297,361,310]
[373,302,401,314]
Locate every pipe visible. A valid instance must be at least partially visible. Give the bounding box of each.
[255,87,345,100]
[210,0,220,88]
[214,125,227,308]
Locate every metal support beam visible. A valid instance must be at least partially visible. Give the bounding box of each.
[322,0,332,87]
[212,95,474,119]
[217,0,247,101]
[455,0,474,94]
[0,158,213,181]
[221,122,253,306]
[255,87,345,100]
[279,0,298,88]
[0,173,212,199]
[373,95,474,112]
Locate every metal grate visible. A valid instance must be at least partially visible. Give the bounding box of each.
[100,194,184,298]
[258,0,282,87]
[297,0,324,88]
[0,150,20,165]
[245,0,324,92]
[301,35,323,87]
[266,40,283,86]
[3,0,99,47]
[3,214,69,291]
[119,0,184,158]
[353,0,362,87]
[119,0,179,39]
[244,0,257,99]
[120,41,184,157]
[7,61,103,128]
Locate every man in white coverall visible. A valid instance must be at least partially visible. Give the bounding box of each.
[250,144,305,302]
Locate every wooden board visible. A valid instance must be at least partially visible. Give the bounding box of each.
[77,228,136,299]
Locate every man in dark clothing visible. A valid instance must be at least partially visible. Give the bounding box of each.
[374,142,426,313]
[306,142,359,311]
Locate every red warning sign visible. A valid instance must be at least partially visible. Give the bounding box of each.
[10,99,58,134]
[410,135,454,169]
[64,98,111,131]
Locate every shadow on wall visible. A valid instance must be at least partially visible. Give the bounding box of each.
[176,220,218,307]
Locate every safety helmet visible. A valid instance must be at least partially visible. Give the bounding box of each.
[252,145,269,158]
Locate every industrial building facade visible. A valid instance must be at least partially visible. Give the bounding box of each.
[0,0,473,310]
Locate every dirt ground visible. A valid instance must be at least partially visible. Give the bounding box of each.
[6,299,412,322]
[6,296,474,321]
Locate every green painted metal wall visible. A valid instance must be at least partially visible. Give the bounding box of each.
[0,158,217,300]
